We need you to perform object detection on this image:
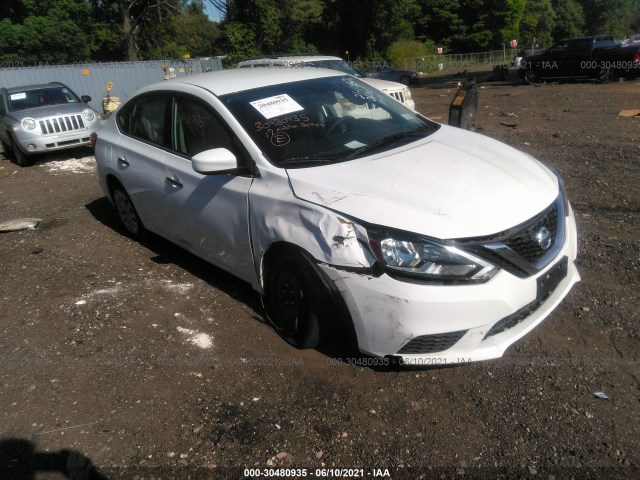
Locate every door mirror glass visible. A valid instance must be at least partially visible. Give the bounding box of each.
[81,95,92,103]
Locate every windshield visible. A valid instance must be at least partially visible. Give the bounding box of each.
[8,86,81,111]
[221,76,438,167]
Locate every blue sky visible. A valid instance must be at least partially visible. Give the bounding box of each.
[203,1,224,22]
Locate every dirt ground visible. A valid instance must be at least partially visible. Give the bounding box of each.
[0,73,639,480]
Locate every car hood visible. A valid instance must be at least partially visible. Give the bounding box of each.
[286,125,559,240]
[361,77,405,92]
[8,103,92,121]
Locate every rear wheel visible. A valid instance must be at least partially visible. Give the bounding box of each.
[523,68,539,85]
[597,67,615,83]
[263,251,332,349]
[399,75,411,85]
[110,182,146,240]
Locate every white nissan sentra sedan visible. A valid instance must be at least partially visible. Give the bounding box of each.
[93,68,579,365]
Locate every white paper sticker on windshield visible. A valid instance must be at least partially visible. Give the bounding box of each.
[250,94,303,119]
[345,140,366,149]
[10,93,26,100]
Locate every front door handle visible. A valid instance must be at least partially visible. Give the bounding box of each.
[166,176,183,188]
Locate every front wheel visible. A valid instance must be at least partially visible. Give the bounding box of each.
[0,137,13,159]
[263,252,331,349]
[111,183,146,240]
[399,75,411,86]
[10,136,32,167]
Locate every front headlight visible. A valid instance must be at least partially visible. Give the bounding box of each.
[82,109,96,122]
[370,233,496,282]
[21,118,37,130]
[403,87,412,100]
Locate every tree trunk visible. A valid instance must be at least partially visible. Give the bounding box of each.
[121,1,138,61]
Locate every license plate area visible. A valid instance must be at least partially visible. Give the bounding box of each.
[537,256,568,301]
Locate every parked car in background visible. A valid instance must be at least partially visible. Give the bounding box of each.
[0,82,99,166]
[519,35,640,84]
[237,55,415,110]
[363,66,419,85]
[93,68,579,365]
[624,34,640,46]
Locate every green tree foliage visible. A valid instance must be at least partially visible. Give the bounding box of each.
[0,0,94,63]
[222,21,261,64]
[386,39,437,69]
[552,0,584,41]
[2,0,633,66]
[224,0,323,56]
[577,0,638,37]
[0,0,222,63]
[416,0,464,46]
[520,0,556,48]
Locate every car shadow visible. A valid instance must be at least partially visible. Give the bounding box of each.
[0,437,107,480]
[85,196,263,319]
[85,196,430,371]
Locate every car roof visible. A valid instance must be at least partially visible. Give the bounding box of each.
[240,54,342,62]
[141,67,345,96]
[4,82,66,94]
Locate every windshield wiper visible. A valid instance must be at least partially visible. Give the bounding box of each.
[278,155,338,166]
[346,127,430,159]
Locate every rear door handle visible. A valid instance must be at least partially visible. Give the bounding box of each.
[166,176,183,188]
[117,156,129,167]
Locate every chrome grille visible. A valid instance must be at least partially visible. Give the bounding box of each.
[39,115,85,135]
[505,202,558,264]
[389,91,406,103]
[461,195,566,278]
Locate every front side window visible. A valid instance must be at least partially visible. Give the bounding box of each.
[117,96,166,146]
[222,75,438,167]
[171,96,233,157]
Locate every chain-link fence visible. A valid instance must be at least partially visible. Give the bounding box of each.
[404,49,519,73]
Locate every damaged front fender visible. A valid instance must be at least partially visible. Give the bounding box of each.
[248,167,376,292]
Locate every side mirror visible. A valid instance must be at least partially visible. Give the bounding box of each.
[192,148,238,175]
[81,95,92,103]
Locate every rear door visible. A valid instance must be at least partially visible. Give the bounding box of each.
[113,94,169,233]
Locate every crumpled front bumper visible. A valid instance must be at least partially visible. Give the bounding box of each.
[319,205,580,365]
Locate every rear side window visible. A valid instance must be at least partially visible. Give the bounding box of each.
[117,96,166,146]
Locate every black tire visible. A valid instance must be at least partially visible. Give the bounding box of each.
[523,68,539,85]
[10,136,32,167]
[399,75,411,86]
[110,182,146,240]
[0,137,12,159]
[597,67,613,83]
[263,251,333,349]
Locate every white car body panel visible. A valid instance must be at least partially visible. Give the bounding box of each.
[161,150,256,283]
[287,124,558,239]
